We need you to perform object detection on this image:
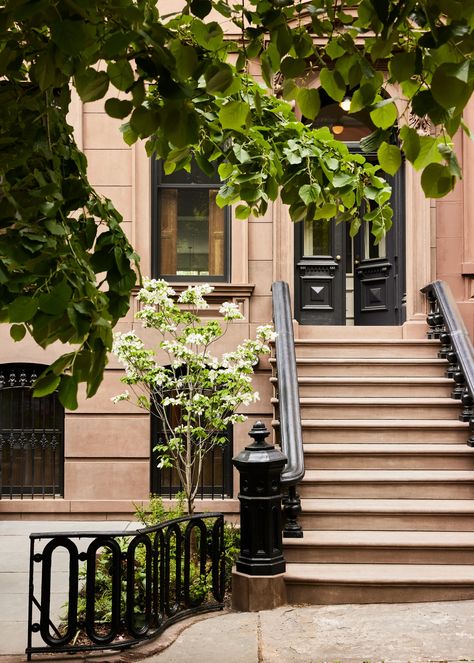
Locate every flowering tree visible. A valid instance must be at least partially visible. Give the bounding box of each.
[112,278,276,514]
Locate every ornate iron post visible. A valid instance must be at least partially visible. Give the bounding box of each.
[232,420,287,576]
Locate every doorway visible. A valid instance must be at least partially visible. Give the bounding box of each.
[294,163,405,326]
[294,93,406,326]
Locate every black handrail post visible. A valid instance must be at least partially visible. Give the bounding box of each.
[421,280,474,449]
[271,281,305,539]
[231,421,288,611]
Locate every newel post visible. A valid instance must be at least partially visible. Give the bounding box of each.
[231,421,288,611]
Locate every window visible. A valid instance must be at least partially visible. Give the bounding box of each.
[0,363,64,499]
[152,160,230,281]
[150,394,233,499]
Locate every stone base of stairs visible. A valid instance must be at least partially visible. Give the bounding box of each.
[285,563,474,604]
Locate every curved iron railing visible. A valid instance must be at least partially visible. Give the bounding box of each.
[26,513,225,659]
[271,281,305,537]
[421,280,474,446]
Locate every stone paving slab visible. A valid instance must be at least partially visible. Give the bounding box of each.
[141,602,474,663]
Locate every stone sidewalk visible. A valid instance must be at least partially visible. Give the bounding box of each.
[3,520,474,662]
[141,602,474,663]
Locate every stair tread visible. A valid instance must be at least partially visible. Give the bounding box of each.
[299,397,458,404]
[294,358,447,364]
[301,419,468,428]
[294,339,439,346]
[304,443,473,454]
[297,377,452,384]
[304,469,474,481]
[283,530,474,547]
[300,498,474,513]
[285,563,474,583]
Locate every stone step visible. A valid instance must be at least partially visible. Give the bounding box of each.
[299,470,474,499]
[303,443,474,470]
[294,377,453,398]
[292,357,448,377]
[298,499,474,531]
[285,563,474,604]
[299,419,469,444]
[296,397,461,420]
[283,530,474,564]
[294,339,440,359]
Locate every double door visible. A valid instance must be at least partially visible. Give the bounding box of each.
[294,168,405,326]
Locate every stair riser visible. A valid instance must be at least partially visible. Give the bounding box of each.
[302,428,468,444]
[299,513,474,531]
[299,482,474,499]
[285,582,474,605]
[301,404,460,420]
[298,384,452,397]
[295,344,440,359]
[283,546,474,565]
[297,363,447,377]
[305,454,474,470]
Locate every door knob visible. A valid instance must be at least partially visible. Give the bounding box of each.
[335,255,341,261]
[354,259,360,266]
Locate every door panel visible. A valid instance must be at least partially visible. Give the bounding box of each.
[354,167,406,326]
[295,219,345,325]
[294,165,405,326]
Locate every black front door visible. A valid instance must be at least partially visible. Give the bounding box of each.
[294,165,405,326]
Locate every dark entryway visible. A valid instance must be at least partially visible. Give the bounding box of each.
[294,160,405,326]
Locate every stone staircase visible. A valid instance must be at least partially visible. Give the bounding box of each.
[274,334,474,604]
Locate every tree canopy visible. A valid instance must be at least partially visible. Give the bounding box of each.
[1,0,473,408]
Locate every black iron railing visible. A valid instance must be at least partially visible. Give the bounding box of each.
[271,281,305,537]
[26,513,225,659]
[422,280,474,446]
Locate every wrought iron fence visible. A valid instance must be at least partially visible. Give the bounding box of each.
[26,513,225,659]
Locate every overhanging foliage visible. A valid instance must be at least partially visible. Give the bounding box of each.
[0,0,473,407]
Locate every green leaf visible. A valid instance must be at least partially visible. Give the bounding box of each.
[38,281,73,315]
[370,101,398,129]
[51,20,95,56]
[10,324,26,342]
[399,126,421,163]
[297,88,321,121]
[33,373,61,398]
[169,40,198,78]
[219,101,250,131]
[280,57,306,78]
[235,204,251,219]
[389,52,416,82]
[314,203,337,219]
[377,142,402,175]
[190,0,212,18]
[120,122,138,146]
[233,144,251,163]
[75,69,109,103]
[421,163,455,198]
[432,61,471,109]
[218,162,234,179]
[107,60,135,92]
[299,183,321,205]
[326,39,346,59]
[130,106,160,138]
[205,63,233,94]
[105,98,133,119]
[320,68,346,102]
[58,375,79,410]
[9,297,38,323]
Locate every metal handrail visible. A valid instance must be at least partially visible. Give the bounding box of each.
[421,280,474,446]
[271,281,305,486]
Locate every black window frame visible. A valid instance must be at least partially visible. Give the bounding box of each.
[0,363,64,499]
[151,159,232,282]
